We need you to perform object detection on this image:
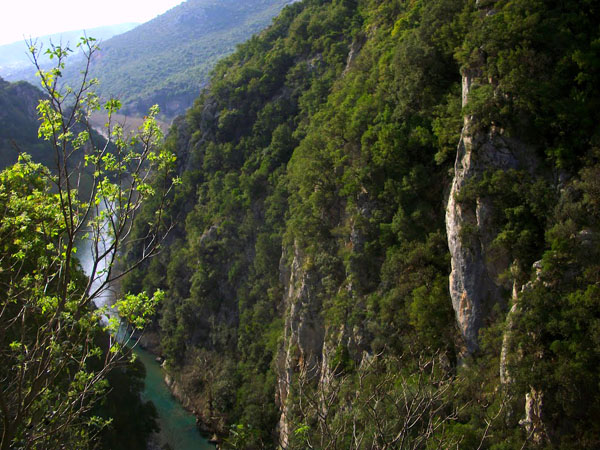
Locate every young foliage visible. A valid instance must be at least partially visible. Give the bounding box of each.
[0,37,177,449]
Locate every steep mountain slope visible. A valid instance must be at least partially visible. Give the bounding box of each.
[124,0,600,447]
[61,0,298,119]
[0,77,49,168]
[0,76,108,198]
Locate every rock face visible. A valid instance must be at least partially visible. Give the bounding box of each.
[521,387,547,445]
[276,209,373,446]
[445,70,522,354]
[499,260,549,443]
[164,371,194,411]
[277,243,324,448]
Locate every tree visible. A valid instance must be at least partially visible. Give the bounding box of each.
[0,37,177,449]
[284,349,462,450]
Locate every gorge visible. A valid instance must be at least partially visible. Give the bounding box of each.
[1,0,600,448]
[121,0,600,447]
[78,205,213,449]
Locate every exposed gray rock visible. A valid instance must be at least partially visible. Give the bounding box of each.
[277,242,324,448]
[578,228,596,246]
[520,387,548,445]
[276,186,376,446]
[343,33,365,75]
[449,0,548,356]
[199,224,219,245]
[499,281,519,386]
[164,371,194,411]
[446,69,530,354]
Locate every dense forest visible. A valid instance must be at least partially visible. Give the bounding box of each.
[1,0,599,448]
[121,0,600,448]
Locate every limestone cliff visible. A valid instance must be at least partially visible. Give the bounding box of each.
[277,243,324,448]
[446,69,521,353]
[277,194,373,446]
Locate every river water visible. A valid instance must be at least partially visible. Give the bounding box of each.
[78,208,213,449]
[135,346,215,450]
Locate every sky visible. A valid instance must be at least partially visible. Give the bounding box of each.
[0,0,185,46]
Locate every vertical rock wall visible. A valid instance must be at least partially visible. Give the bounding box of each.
[445,70,521,354]
[276,199,372,446]
[277,243,324,448]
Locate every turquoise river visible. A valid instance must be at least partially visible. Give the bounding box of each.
[134,346,214,449]
[78,209,214,450]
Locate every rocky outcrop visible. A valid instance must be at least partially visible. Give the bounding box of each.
[164,370,195,411]
[446,73,515,353]
[277,242,325,448]
[520,387,548,445]
[500,260,549,443]
[277,194,373,446]
[499,280,519,386]
[445,63,542,353]
[343,33,366,75]
[500,261,542,384]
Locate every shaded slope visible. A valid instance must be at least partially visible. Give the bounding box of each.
[0,77,48,168]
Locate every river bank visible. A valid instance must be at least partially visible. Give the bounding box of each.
[78,218,214,449]
[134,345,215,450]
[137,331,222,448]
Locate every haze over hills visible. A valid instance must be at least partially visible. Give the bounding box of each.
[62,0,297,119]
[0,23,139,78]
[0,0,296,163]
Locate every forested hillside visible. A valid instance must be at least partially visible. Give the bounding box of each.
[0,76,108,193]
[58,0,298,119]
[0,77,50,168]
[123,0,600,448]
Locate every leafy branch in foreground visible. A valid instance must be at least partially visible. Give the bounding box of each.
[0,37,177,449]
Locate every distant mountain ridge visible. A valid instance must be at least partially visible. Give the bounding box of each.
[61,0,297,118]
[0,23,139,77]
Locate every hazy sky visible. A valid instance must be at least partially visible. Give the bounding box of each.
[0,0,185,46]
